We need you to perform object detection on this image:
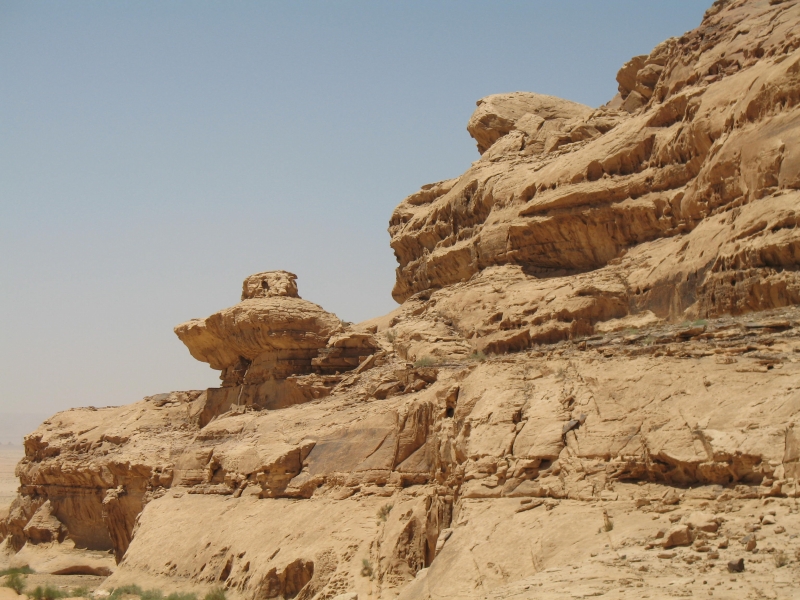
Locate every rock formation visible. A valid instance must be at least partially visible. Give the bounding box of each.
[389,0,800,352]
[174,271,381,423]
[3,1,800,598]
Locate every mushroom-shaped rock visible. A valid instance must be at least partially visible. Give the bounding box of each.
[175,271,382,421]
[174,271,343,384]
[467,92,592,154]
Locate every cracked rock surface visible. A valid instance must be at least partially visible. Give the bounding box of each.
[3,1,800,599]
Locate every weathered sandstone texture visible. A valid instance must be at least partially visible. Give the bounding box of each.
[389,0,800,353]
[3,1,800,599]
[174,271,381,423]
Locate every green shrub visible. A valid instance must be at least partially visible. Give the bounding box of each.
[4,572,25,595]
[106,586,199,600]
[70,588,90,598]
[468,350,487,362]
[385,330,396,343]
[31,586,68,600]
[360,558,374,578]
[377,503,394,522]
[413,356,434,368]
[203,588,226,600]
[109,585,145,600]
[0,568,33,577]
[165,593,197,600]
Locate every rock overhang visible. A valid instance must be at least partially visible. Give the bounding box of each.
[174,270,381,398]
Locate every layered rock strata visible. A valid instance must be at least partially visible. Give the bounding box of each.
[2,1,800,599]
[174,271,380,423]
[4,307,800,598]
[389,0,800,354]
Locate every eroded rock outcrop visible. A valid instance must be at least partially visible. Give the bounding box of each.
[174,271,380,423]
[466,92,595,155]
[6,306,800,597]
[175,270,341,383]
[389,0,800,357]
[0,390,202,567]
[3,1,800,599]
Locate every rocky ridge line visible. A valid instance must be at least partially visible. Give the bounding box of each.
[1,1,800,599]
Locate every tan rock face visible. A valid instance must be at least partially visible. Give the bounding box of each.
[1,390,202,561]
[7,306,800,596]
[174,271,342,376]
[3,2,800,599]
[173,272,379,420]
[22,500,65,544]
[240,270,299,300]
[466,92,594,155]
[389,0,800,344]
[662,524,694,549]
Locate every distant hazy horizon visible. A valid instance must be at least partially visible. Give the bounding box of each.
[1,1,711,431]
[0,413,49,445]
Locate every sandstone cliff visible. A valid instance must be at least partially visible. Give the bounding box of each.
[389,0,800,352]
[3,1,800,599]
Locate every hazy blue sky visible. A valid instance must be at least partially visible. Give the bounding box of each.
[0,1,710,435]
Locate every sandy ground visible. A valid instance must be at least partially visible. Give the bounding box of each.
[0,446,23,519]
